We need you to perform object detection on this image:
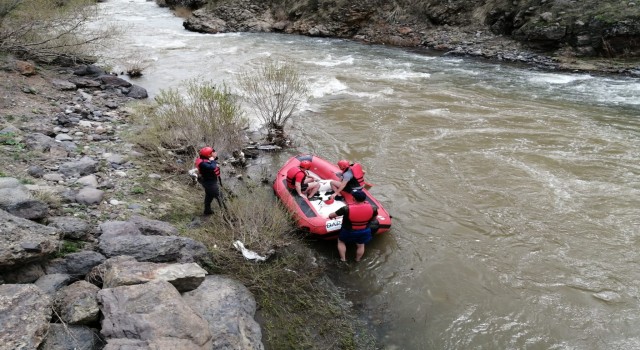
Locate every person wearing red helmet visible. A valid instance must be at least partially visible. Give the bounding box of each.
[196,146,224,215]
[328,189,377,262]
[286,159,320,198]
[329,159,366,200]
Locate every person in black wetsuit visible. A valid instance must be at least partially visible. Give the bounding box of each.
[197,147,225,215]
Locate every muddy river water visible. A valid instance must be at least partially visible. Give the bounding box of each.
[94,1,640,349]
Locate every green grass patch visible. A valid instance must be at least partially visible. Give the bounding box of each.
[55,240,83,258]
[0,132,19,145]
[130,186,146,195]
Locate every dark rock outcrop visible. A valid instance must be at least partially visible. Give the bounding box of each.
[182,0,640,72]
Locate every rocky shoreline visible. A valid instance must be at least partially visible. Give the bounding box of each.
[0,61,264,349]
[179,0,640,77]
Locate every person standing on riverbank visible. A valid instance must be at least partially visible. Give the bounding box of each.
[197,147,225,215]
[328,190,377,262]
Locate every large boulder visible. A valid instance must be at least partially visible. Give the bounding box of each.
[98,234,211,266]
[53,280,101,325]
[0,177,49,219]
[98,281,212,349]
[130,215,179,236]
[183,275,264,350]
[23,132,56,152]
[35,273,74,296]
[58,156,98,178]
[0,284,52,349]
[100,256,207,292]
[45,250,106,278]
[47,216,91,239]
[0,209,61,269]
[99,220,141,238]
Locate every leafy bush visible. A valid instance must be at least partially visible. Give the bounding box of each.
[0,0,119,62]
[133,79,249,158]
[236,58,309,131]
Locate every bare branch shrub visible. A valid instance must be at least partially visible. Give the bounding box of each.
[133,79,249,158]
[121,51,154,77]
[236,58,309,131]
[0,0,119,63]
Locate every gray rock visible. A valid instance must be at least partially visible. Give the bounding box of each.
[130,215,179,236]
[183,275,264,350]
[76,187,104,205]
[39,324,105,350]
[59,156,98,177]
[43,173,65,182]
[51,78,77,91]
[0,209,60,269]
[126,84,148,99]
[98,281,212,349]
[54,280,100,325]
[0,124,20,135]
[98,234,211,266]
[35,273,74,296]
[55,133,74,142]
[45,251,106,278]
[2,196,49,219]
[103,338,149,349]
[100,257,207,292]
[0,177,22,189]
[105,153,126,165]
[48,216,91,239]
[0,179,49,219]
[73,65,106,76]
[100,220,141,238]
[0,284,52,350]
[27,165,45,178]
[77,174,99,188]
[98,75,132,88]
[23,132,56,152]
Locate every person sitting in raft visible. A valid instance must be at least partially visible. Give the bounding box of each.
[286,160,321,198]
[329,159,365,200]
[328,189,378,262]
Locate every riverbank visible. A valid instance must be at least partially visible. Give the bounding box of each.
[180,0,640,77]
[0,58,375,349]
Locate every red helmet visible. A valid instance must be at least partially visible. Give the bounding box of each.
[199,147,214,158]
[337,159,349,170]
[300,160,311,170]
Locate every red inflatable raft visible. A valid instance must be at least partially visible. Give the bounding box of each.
[273,154,392,239]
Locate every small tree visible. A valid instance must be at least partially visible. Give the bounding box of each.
[0,0,118,62]
[236,58,309,140]
[134,79,249,159]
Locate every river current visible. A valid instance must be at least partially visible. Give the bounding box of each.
[94,1,640,349]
